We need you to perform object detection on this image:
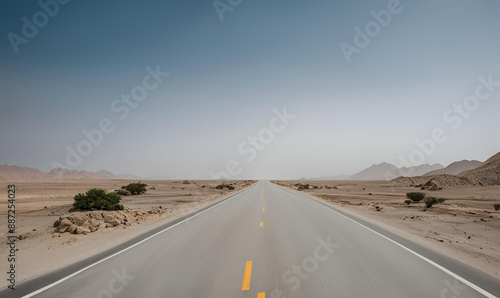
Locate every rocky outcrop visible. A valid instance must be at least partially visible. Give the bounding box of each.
[54,211,133,235]
[53,207,170,235]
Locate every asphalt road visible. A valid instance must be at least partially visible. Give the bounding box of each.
[4,181,500,297]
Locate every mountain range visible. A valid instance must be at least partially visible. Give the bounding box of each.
[2,151,498,184]
[0,164,138,181]
[389,151,500,187]
[348,162,444,181]
[424,160,483,176]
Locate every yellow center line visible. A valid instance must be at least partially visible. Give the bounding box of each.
[260,222,263,227]
[257,292,265,298]
[241,261,252,290]
[262,187,266,210]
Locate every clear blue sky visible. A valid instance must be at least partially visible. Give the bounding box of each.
[1,0,499,179]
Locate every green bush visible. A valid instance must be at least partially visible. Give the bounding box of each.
[424,197,446,208]
[115,189,131,196]
[494,203,500,211]
[297,183,310,191]
[122,182,148,195]
[215,183,235,190]
[73,188,124,211]
[405,200,412,205]
[406,192,425,202]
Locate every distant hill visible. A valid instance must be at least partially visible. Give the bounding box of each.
[349,162,398,180]
[424,160,483,176]
[0,164,138,181]
[349,162,443,180]
[389,174,482,188]
[0,165,48,181]
[459,152,500,185]
[398,163,444,177]
[388,151,500,187]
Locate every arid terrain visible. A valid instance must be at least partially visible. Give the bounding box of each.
[0,180,255,288]
[273,180,500,279]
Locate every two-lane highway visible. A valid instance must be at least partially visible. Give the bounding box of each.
[5,181,500,297]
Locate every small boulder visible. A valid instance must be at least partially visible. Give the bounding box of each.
[102,213,116,223]
[59,218,72,228]
[58,225,69,233]
[89,219,101,228]
[69,214,88,226]
[91,212,103,220]
[67,224,77,234]
[108,219,120,227]
[76,227,90,235]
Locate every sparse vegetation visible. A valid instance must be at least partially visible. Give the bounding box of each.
[494,203,500,211]
[405,200,412,205]
[215,183,235,190]
[424,197,446,208]
[406,192,426,203]
[183,180,191,184]
[121,182,148,195]
[115,189,131,196]
[295,183,310,191]
[73,188,124,211]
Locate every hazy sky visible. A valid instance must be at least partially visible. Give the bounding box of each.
[1,0,499,179]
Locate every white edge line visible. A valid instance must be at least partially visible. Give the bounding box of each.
[22,186,252,298]
[277,184,496,298]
